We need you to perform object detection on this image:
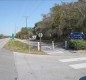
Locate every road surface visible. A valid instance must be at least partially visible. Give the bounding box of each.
[14,52,86,80]
[14,39,86,80]
[0,38,10,48]
[1,38,86,80]
[0,38,17,80]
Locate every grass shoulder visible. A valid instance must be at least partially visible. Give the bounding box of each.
[4,40,46,55]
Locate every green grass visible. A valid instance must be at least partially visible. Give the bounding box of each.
[4,40,46,55]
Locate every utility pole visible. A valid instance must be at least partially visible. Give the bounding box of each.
[15,24,17,38]
[24,16,30,53]
[24,16,28,27]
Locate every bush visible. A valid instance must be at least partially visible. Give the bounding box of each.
[68,40,86,50]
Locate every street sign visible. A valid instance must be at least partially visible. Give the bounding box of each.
[69,32,85,40]
[38,33,43,38]
[11,33,14,40]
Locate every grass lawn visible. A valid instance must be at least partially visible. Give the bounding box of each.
[4,40,46,55]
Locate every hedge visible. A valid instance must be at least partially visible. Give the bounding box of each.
[68,40,86,50]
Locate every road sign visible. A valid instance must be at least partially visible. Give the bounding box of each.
[38,33,43,38]
[69,32,85,40]
[11,33,14,40]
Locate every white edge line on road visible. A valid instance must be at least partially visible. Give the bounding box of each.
[59,57,86,62]
[69,63,86,69]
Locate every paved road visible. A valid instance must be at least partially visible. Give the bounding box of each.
[14,39,86,80]
[1,38,86,80]
[0,38,17,80]
[0,38,10,48]
[14,52,86,80]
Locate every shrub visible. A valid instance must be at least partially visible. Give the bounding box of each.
[68,40,86,50]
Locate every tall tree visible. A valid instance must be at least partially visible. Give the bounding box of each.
[16,27,32,39]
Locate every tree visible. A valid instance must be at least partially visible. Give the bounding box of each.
[0,34,4,39]
[34,1,86,41]
[78,0,86,2]
[16,27,32,39]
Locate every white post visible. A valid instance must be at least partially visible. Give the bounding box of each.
[38,42,40,51]
[28,39,30,53]
[52,41,54,49]
[65,41,67,49]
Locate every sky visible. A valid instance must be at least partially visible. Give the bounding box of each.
[0,0,78,35]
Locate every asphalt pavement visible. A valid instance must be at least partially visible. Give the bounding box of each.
[0,38,10,48]
[0,38,17,80]
[14,52,86,80]
[14,39,86,80]
[1,38,86,80]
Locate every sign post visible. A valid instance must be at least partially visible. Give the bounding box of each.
[38,33,43,51]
